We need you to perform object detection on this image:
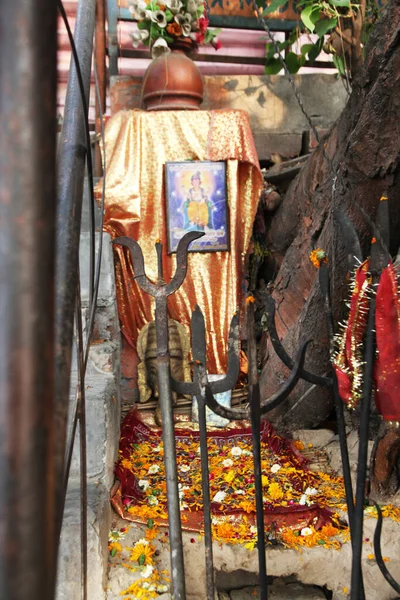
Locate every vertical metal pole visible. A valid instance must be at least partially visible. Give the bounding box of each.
[94,0,106,177]
[0,2,57,600]
[155,291,186,600]
[54,0,96,545]
[350,292,376,600]
[248,302,268,600]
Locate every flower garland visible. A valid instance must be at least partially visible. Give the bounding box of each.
[129,0,221,58]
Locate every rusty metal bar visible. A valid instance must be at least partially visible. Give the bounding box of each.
[54,0,96,546]
[113,233,203,599]
[247,302,268,600]
[95,0,106,177]
[0,2,57,599]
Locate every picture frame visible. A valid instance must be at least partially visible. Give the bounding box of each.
[164,160,230,254]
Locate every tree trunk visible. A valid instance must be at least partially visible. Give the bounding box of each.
[260,0,400,430]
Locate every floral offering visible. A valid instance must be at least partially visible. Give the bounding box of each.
[128,0,221,58]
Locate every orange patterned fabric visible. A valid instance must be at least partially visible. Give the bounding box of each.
[95,109,262,373]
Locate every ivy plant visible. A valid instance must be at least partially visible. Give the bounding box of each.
[258,0,384,81]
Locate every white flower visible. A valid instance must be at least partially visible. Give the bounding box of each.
[242,450,253,456]
[151,10,167,27]
[234,489,245,495]
[136,538,149,546]
[179,464,190,473]
[305,487,318,496]
[148,495,159,506]
[223,458,234,467]
[130,29,149,48]
[136,8,152,19]
[165,0,183,14]
[211,517,219,524]
[153,444,163,452]
[151,37,171,59]
[130,0,151,19]
[299,494,307,506]
[250,525,257,534]
[212,490,226,503]
[108,530,123,542]
[138,479,150,491]
[148,464,160,474]
[187,0,199,13]
[300,527,313,537]
[181,22,192,36]
[179,501,188,511]
[178,484,190,499]
[157,584,169,593]
[142,565,154,578]
[231,446,243,457]
[270,464,281,473]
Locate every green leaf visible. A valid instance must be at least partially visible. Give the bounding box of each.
[300,5,320,31]
[265,57,283,75]
[332,54,346,76]
[138,553,146,566]
[317,539,326,545]
[314,17,337,37]
[301,43,315,58]
[285,51,302,73]
[328,0,350,6]
[263,0,285,15]
[308,38,323,62]
[164,34,174,43]
[165,8,173,21]
[111,547,117,557]
[147,518,155,529]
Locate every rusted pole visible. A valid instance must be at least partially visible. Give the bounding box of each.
[0,2,57,600]
[95,0,107,177]
[55,0,96,547]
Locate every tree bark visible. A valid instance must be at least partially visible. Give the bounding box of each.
[260,0,400,430]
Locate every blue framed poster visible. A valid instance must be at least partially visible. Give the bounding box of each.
[165,161,229,254]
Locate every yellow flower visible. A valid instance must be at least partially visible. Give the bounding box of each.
[224,470,236,484]
[267,482,284,501]
[261,475,269,487]
[130,542,155,566]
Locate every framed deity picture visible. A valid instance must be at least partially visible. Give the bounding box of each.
[164,161,229,253]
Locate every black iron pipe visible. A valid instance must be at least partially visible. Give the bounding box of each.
[0,2,57,599]
[54,0,96,546]
[350,292,376,600]
[247,303,268,600]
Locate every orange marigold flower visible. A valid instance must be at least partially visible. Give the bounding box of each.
[380,195,388,202]
[293,440,304,451]
[239,500,255,514]
[371,237,377,244]
[309,248,327,268]
[167,22,182,37]
[214,522,236,538]
[246,295,256,304]
[108,541,122,554]
[145,527,159,541]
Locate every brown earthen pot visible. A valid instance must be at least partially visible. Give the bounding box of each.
[142,39,204,111]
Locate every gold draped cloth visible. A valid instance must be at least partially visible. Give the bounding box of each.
[96,109,262,373]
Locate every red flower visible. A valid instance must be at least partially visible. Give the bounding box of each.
[212,37,222,51]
